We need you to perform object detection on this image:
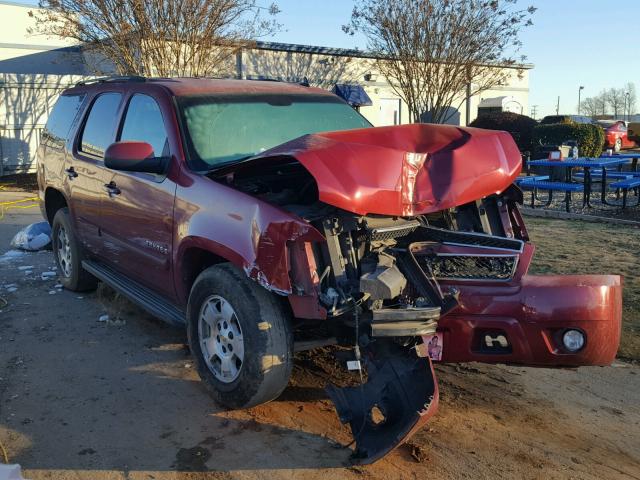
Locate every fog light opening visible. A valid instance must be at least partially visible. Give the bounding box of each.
[562,329,585,353]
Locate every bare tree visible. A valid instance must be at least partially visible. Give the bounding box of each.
[580,91,608,117]
[29,0,280,77]
[344,0,535,124]
[605,88,625,118]
[580,97,599,118]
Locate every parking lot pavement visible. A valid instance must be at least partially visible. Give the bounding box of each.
[1,186,639,480]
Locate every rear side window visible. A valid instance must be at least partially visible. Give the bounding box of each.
[80,93,122,158]
[119,94,169,156]
[43,94,86,146]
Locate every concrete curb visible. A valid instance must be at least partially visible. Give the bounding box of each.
[521,207,640,226]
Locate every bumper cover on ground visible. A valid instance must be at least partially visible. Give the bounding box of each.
[434,274,622,366]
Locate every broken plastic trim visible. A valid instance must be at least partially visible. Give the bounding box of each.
[326,341,439,464]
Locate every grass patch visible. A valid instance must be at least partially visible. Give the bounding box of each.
[526,217,640,361]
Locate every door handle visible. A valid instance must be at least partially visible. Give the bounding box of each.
[104,182,121,197]
[65,167,78,179]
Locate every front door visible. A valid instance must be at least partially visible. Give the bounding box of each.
[99,93,177,299]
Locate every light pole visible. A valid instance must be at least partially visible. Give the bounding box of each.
[578,85,584,115]
[625,92,630,121]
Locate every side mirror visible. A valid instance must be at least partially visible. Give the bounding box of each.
[104,141,168,174]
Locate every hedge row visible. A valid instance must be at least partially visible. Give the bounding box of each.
[531,123,605,158]
[469,112,606,158]
[469,112,538,153]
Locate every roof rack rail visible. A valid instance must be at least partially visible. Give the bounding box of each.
[75,75,147,87]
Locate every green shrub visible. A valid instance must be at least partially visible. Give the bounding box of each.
[470,112,538,153]
[531,123,605,158]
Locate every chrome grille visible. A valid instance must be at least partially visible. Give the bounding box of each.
[416,253,518,281]
[367,220,421,242]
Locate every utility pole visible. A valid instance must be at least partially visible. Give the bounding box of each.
[531,105,538,119]
[578,86,584,115]
[556,96,560,115]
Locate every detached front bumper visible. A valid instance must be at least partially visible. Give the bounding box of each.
[326,273,621,465]
[434,274,622,366]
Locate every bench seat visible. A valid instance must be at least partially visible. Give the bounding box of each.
[515,175,549,184]
[609,178,640,189]
[574,172,634,180]
[519,181,583,191]
[608,178,640,209]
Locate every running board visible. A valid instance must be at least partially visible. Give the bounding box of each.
[82,260,185,326]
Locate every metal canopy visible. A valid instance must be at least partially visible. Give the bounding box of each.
[333,84,373,107]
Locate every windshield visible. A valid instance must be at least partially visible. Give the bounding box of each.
[178,93,372,170]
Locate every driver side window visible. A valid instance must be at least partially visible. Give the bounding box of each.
[119,94,169,157]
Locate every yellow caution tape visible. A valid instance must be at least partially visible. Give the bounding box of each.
[0,197,39,221]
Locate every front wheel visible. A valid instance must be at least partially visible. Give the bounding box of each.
[187,264,293,409]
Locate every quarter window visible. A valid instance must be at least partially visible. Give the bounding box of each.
[43,94,86,146]
[119,94,169,156]
[80,93,122,158]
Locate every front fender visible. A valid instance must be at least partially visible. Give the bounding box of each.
[174,172,324,305]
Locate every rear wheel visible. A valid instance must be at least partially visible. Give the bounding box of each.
[51,208,98,292]
[187,264,293,409]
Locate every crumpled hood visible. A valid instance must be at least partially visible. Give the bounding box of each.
[246,123,522,216]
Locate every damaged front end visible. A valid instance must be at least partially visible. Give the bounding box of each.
[212,124,622,463]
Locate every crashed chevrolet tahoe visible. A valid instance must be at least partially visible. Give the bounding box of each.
[37,77,622,464]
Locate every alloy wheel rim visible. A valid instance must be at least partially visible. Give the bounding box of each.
[198,295,244,383]
[57,226,72,278]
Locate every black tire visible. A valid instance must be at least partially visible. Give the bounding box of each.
[187,264,293,409]
[51,207,98,292]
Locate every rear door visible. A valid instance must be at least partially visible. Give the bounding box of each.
[69,92,123,252]
[38,93,86,213]
[99,92,177,299]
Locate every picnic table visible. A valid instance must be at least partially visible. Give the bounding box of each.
[599,153,639,172]
[526,157,632,208]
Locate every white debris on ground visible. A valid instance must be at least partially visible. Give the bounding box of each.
[10,222,51,252]
[40,272,56,279]
[0,464,28,480]
[98,314,110,323]
[0,250,25,263]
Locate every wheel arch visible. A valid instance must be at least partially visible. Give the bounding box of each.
[44,187,69,225]
[176,237,246,305]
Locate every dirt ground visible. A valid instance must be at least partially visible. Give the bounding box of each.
[1,185,639,480]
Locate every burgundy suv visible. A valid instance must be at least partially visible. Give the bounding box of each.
[37,77,622,463]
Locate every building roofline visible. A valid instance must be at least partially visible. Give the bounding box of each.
[254,41,534,70]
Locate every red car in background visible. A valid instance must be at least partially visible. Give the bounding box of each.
[597,120,637,152]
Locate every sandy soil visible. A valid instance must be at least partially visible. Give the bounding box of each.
[1,189,639,480]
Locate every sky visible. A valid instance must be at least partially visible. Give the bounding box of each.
[10,0,640,118]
